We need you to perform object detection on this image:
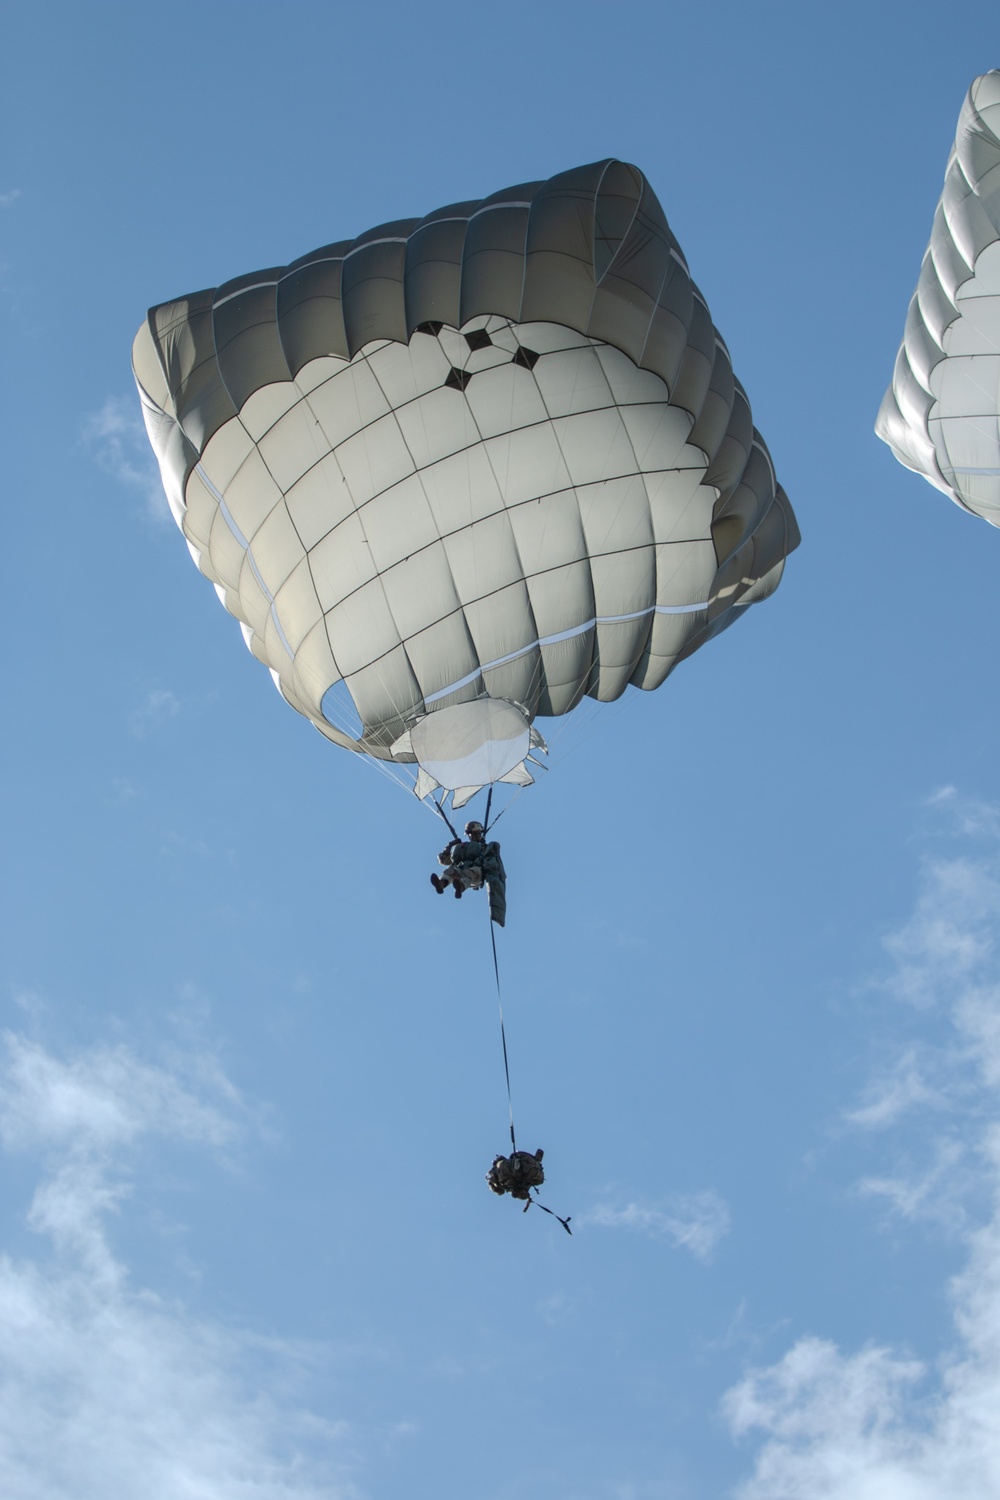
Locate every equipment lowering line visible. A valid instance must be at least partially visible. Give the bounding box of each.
[485,900,572,1236]
[488,909,517,1155]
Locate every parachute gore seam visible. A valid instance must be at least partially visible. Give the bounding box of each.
[467,200,533,222]
[212,280,278,310]
[195,463,296,661]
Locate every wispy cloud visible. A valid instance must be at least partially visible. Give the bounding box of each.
[926,784,1000,840]
[83,395,170,524]
[882,851,1000,1011]
[537,1290,574,1325]
[129,686,180,738]
[581,1189,730,1260]
[724,794,1000,1498]
[857,1135,971,1231]
[0,1029,355,1500]
[844,1045,945,1129]
[0,189,21,208]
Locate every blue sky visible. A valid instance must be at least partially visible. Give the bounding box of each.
[4,4,1000,1496]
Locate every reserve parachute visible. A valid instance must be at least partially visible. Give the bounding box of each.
[876,72,1000,527]
[133,160,799,804]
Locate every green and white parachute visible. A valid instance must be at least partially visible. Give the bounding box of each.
[877,72,1000,527]
[134,160,798,806]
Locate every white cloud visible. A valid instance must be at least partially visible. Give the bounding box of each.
[0,1032,237,1156]
[723,1337,933,1499]
[0,1030,356,1500]
[956,982,1000,1088]
[723,797,1000,1499]
[582,1189,730,1259]
[0,189,20,208]
[0,1253,354,1500]
[723,1230,1000,1500]
[83,395,170,523]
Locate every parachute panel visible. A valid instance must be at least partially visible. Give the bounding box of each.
[134,160,798,790]
[877,72,1000,525]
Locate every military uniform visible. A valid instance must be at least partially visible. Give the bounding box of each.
[430,823,507,925]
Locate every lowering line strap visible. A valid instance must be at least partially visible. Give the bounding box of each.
[488,909,573,1236]
[523,1195,573,1236]
[489,914,517,1155]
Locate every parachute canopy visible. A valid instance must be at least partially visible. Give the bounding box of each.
[876,72,1000,526]
[133,160,798,802]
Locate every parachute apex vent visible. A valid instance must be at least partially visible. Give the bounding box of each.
[392,699,541,804]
